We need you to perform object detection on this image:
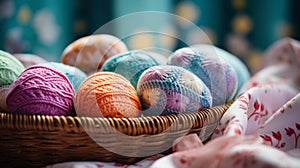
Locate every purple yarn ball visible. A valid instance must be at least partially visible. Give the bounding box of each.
[6,65,75,116]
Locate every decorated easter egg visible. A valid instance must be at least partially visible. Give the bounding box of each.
[0,50,25,112]
[61,34,128,74]
[137,65,212,116]
[100,50,161,88]
[13,53,48,67]
[75,72,141,118]
[191,44,250,94]
[6,65,75,116]
[41,62,87,92]
[167,47,238,106]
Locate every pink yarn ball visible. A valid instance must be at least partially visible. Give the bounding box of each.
[6,65,75,116]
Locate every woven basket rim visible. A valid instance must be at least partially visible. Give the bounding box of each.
[0,101,232,135]
[0,102,232,167]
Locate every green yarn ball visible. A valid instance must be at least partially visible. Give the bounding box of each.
[0,50,25,112]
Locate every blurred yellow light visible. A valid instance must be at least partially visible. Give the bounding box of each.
[232,0,246,9]
[18,5,31,23]
[232,14,253,34]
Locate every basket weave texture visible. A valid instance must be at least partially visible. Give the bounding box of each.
[0,102,232,168]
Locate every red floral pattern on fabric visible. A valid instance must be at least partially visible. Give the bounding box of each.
[285,123,300,148]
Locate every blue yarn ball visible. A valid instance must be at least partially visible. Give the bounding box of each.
[100,50,161,88]
[41,62,87,92]
[167,47,238,106]
[191,44,250,95]
[137,65,212,116]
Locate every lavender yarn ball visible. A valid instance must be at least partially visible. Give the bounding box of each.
[6,65,75,116]
[13,53,48,68]
[167,47,238,106]
[191,44,250,94]
[100,50,161,88]
[137,65,212,116]
[41,62,87,92]
[0,50,25,112]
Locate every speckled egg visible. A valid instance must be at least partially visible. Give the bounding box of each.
[75,72,141,118]
[6,65,75,116]
[61,34,128,74]
[191,44,250,94]
[137,65,212,116]
[167,47,238,106]
[13,53,48,67]
[41,62,87,92]
[0,50,25,112]
[100,50,161,88]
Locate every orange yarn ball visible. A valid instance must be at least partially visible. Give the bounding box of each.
[75,72,141,118]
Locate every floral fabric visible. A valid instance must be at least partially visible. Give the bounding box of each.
[149,38,300,168]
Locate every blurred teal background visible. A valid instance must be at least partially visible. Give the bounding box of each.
[0,0,299,73]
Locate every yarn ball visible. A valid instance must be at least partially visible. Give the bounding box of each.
[167,47,238,106]
[13,53,48,67]
[6,65,75,116]
[137,65,212,116]
[41,62,87,92]
[61,34,128,74]
[191,44,250,94]
[0,50,25,112]
[75,72,141,118]
[100,50,161,88]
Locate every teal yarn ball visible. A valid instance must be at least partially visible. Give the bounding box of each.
[137,65,212,116]
[0,50,25,112]
[100,50,161,88]
[41,62,87,92]
[167,47,238,106]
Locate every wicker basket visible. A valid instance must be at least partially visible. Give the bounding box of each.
[0,102,232,168]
